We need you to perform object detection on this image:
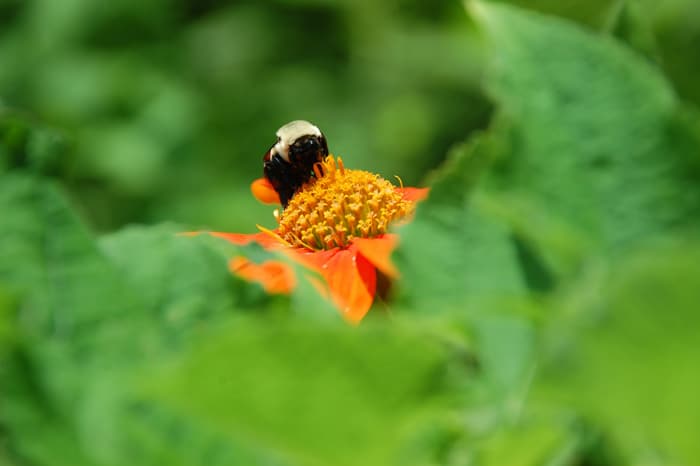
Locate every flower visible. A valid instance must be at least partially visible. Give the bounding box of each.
[204,156,427,323]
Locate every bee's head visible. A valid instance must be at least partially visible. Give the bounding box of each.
[265,120,328,165]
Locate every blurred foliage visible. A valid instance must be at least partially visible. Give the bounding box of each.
[0,0,489,232]
[2,0,700,465]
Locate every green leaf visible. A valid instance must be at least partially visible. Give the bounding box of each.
[0,173,133,339]
[99,225,240,325]
[392,133,539,413]
[139,319,450,466]
[394,134,529,312]
[472,313,534,395]
[98,224,339,338]
[537,239,700,464]
[0,172,137,464]
[470,0,700,269]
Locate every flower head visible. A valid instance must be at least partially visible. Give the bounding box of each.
[277,156,415,250]
[204,155,427,323]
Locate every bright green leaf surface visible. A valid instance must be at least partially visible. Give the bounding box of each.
[100,225,239,325]
[471,0,700,261]
[140,320,449,466]
[0,173,133,465]
[394,135,528,312]
[538,240,700,464]
[397,1,700,307]
[0,173,131,333]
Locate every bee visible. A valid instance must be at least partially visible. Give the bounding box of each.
[263,120,329,207]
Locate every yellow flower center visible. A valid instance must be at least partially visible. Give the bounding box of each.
[276,156,414,250]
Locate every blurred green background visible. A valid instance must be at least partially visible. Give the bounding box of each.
[2,0,696,233]
[2,0,492,232]
[2,0,700,465]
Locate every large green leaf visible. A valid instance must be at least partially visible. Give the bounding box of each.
[138,318,451,466]
[99,225,241,330]
[0,174,132,334]
[470,1,700,265]
[393,133,529,312]
[0,173,134,465]
[397,1,700,307]
[537,239,700,464]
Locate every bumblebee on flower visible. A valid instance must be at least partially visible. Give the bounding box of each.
[200,120,427,323]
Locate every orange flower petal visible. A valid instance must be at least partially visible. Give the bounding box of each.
[209,231,283,249]
[251,178,281,205]
[292,248,340,272]
[296,247,376,323]
[399,186,430,202]
[352,234,399,278]
[229,256,296,294]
